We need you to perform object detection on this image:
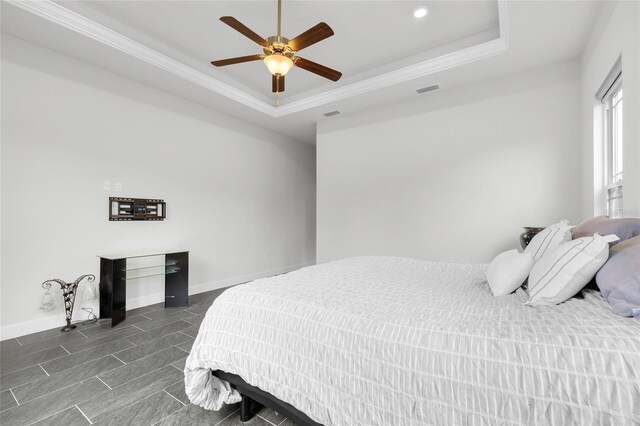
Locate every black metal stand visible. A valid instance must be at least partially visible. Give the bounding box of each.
[42,274,96,332]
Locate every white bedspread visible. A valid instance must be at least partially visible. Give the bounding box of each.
[185,256,640,425]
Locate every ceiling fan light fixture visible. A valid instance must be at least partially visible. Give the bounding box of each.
[264,54,294,76]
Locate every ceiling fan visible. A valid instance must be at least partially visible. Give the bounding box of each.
[211,0,342,96]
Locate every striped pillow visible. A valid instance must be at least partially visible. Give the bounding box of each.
[524,220,572,262]
[525,234,619,306]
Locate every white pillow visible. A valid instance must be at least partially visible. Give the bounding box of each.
[525,233,619,306]
[487,249,534,296]
[524,220,573,262]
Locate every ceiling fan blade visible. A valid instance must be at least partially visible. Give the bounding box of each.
[219,16,268,47]
[272,75,285,93]
[294,57,342,81]
[288,22,334,52]
[211,54,264,67]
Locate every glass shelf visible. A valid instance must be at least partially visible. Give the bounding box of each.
[98,250,189,261]
[121,262,177,272]
[122,269,180,281]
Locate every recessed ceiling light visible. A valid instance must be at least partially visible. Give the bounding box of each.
[413,6,429,19]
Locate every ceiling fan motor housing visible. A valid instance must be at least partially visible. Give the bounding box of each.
[264,36,294,58]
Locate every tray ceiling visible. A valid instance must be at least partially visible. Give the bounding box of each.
[67,0,500,97]
[1,1,601,142]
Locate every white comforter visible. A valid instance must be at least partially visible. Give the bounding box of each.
[185,256,640,425]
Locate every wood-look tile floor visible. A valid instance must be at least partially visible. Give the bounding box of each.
[0,288,296,426]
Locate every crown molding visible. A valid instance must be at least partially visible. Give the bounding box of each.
[274,38,508,117]
[497,0,510,46]
[8,0,510,118]
[8,0,276,115]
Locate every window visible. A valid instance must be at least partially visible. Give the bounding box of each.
[596,58,623,218]
[603,77,623,217]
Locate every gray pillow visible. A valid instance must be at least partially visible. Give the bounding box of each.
[572,215,640,244]
[595,236,640,317]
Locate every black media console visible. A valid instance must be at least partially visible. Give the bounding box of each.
[99,250,189,327]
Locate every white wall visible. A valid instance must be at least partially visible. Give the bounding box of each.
[580,0,640,218]
[316,61,582,264]
[1,35,316,339]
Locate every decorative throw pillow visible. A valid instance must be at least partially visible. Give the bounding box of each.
[524,220,573,262]
[595,235,640,317]
[525,234,619,306]
[572,215,640,244]
[487,250,534,296]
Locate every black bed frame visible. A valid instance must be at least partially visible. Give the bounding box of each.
[212,370,322,426]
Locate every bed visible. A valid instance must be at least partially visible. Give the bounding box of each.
[185,256,640,425]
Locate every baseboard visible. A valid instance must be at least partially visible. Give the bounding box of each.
[188,261,315,296]
[0,317,67,342]
[125,261,315,310]
[0,261,315,341]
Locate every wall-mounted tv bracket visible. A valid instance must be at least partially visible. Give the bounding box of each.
[109,197,166,221]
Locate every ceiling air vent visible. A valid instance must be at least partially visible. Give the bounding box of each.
[416,84,440,94]
[323,110,341,117]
